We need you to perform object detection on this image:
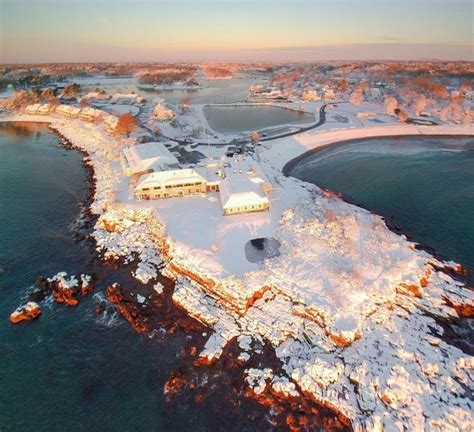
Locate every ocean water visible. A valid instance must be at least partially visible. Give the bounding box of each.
[289,135,474,284]
[0,123,286,432]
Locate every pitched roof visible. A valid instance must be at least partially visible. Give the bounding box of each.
[219,174,268,210]
[136,168,207,190]
[122,142,179,174]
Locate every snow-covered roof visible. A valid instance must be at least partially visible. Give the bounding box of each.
[78,107,105,120]
[103,114,119,131]
[24,103,42,114]
[121,142,179,175]
[151,103,174,120]
[37,103,55,114]
[111,93,145,104]
[136,168,207,190]
[56,104,81,117]
[219,173,269,210]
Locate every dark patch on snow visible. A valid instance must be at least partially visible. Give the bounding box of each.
[245,238,281,263]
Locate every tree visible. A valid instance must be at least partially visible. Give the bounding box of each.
[383,95,398,115]
[180,97,190,113]
[63,83,81,98]
[251,131,260,143]
[429,84,449,100]
[114,113,139,137]
[396,110,409,123]
[41,88,55,100]
[350,90,363,106]
[338,79,349,93]
[412,94,427,116]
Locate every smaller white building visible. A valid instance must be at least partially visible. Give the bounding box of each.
[111,93,145,104]
[150,98,174,121]
[324,89,336,100]
[219,174,269,216]
[120,142,180,177]
[356,111,376,119]
[302,90,321,101]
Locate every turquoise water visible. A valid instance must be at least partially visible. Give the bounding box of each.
[289,135,474,284]
[0,123,284,431]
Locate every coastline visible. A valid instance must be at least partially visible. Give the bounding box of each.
[281,132,474,176]
[282,133,474,284]
[2,113,474,431]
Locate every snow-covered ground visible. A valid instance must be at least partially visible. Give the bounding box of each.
[2,107,473,431]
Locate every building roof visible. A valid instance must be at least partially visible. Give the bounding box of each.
[24,104,42,114]
[219,173,269,210]
[122,142,179,175]
[136,168,207,190]
[56,104,81,117]
[79,107,104,120]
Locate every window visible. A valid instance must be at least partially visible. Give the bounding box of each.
[142,187,150,191]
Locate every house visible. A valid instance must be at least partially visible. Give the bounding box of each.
[302,90,321,101]
[367,87,382,100]
[219,173,270,216]
[78,107,105,123]
[110,93,145,104]
[150,99,174,121]
[120,142,180,177]
[55,104,81,119]
[324,89,336,100]
[250,86,285,100]
[81,91,110,102]
[356,111,376,119]
[37,103,56,115]
[463,90,474,102]
[103,114,119,134]
[24,104,42,115]
[135,168,208,200]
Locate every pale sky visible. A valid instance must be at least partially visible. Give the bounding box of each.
[0,0,473,63]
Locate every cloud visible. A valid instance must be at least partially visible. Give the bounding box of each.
[377,36,402,42]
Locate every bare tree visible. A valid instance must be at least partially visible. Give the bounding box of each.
[180,97,190,113]
[383,95,398,115]
[251,131,260,143]
[350,90,364,106]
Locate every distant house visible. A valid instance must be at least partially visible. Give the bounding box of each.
[81,91,110,102]
[367,87,382,100]
[37,103,56,115]
[250,86,285,100]
[55,104,81,119]
[120,142,180,177]
[302,90,321,101]
[103,114,119,134]
[110,93,145,104]
[323,89,336,100]
[135,168,208,200]
[463,90,474,102]
[78,107,105,123]
[355,111,376,119]
[24,104,42,115]
[219,173,270,216]
[151,102,174,121]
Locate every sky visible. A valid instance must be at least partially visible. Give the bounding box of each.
[0,0,472,63]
